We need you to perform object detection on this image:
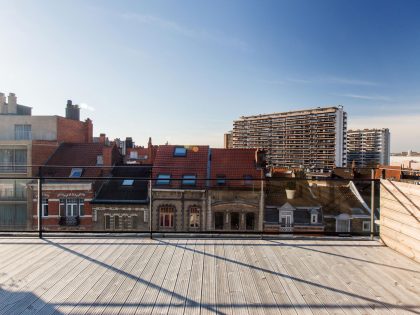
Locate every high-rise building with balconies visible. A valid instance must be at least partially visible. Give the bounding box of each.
[347,128,390,167]
[232,106,347,170]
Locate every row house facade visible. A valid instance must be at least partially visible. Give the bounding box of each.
[30,142,121,230]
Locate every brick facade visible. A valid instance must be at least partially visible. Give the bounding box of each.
[56,117,93,143]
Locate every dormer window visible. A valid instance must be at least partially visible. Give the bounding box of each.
[174,147,187,157]
[69,168,83,178]
[156,174,171,185]
[122,179,134,186]
[96,155,104,165]
[182,175,196,186]
[130,151,138,159]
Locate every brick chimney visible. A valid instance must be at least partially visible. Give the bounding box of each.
[84,118,93,143]
[7,93,17,114]
[147,137,154,163]
[99,133,106,144]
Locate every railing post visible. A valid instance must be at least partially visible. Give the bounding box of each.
[149,178,153,239]
[370,169,375,240]
[38,167,43,239]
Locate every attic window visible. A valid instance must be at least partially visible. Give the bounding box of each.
[311,213,318,224]
[216,175,226,186]
[96,155,104,165]
[130,151,138,159]
[156,174,171,185]
[174,147,187,157]
[182,175,196,186]
[69,168,83,178]
[122,179,134,186]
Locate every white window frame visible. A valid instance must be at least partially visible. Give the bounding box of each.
[189,207,200,228]
[42,198,49,217]
[362,221,371,232]
[311,213,317,224]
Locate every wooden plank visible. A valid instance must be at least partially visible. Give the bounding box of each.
[184,240,205,315]
[95,239,159,315]
[83,241,148,315]
[116,239,167,315]
[5,238,115,315]
[214,239,232,315]
[243,240,291,315]
[380,208,419,230]
[199,239,217,315]
[277,240,345,315]
[135,240,178,315]
[380,196,420,219]
[380,216,420,241]
[231,240,268,315]
[0,238,89,297]
[381,180,420,198]
[151,239,186,315]
[52,240,149,315]
[167,240,197,314]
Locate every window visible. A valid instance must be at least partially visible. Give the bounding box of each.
[0,149,27,173]
[96,155,104,165]
[173,147,187,157]
[216,175,226,186]
[42,198,48,217]
[104,215,111,230]
[69,168,83,178]
[156,174,171,185]
[182,175,196,186]
[189,207,200,228]
[122,179,134,186]
[311,213,318,224]
[132,216,138,229]
[59,198,84,217]
[130,151,138,159]
[123,215,129,230]
[14,124,32,140]
[362,221,371,232]
[159,206,174,228]
[114,215,121,229]
[243,175,253,185]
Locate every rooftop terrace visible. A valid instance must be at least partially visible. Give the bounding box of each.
[0,237,419,314]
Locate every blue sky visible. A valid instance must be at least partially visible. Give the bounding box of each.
[1,0,419,151]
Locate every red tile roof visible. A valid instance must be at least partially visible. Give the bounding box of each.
[152,145,209,188]
[43,143,108,178]
[210,148,261,187]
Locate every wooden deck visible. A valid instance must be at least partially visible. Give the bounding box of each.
[0,237,419,315]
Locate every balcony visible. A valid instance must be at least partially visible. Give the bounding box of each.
[59,216,80,226]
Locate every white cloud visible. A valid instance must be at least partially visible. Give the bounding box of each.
[324,76,378,86]
[120,13,249,52]
[79,103,95,112]
[336,93,391,101]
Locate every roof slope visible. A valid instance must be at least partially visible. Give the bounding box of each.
[152,145,209,188]
[43,143,106,178]
[92,165,151,204]
[210,148,261,187]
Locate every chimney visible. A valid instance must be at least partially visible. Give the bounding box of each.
[147,137,154,163]
[0,93,6,114]
[65,99,80,121]
[8,93,17,114]
[99,133,106,144]
[84,118,93,143]
[125,137,133,149]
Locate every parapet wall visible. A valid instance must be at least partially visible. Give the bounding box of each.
[380,179,420,263]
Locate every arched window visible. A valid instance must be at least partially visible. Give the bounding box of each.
[160,206,174,228]
[189,206,200,228]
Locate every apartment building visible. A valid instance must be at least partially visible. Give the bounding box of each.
[347,128,390,167]
[232,106,347,170]
[223,131,233,149]
[0,94,93,230]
